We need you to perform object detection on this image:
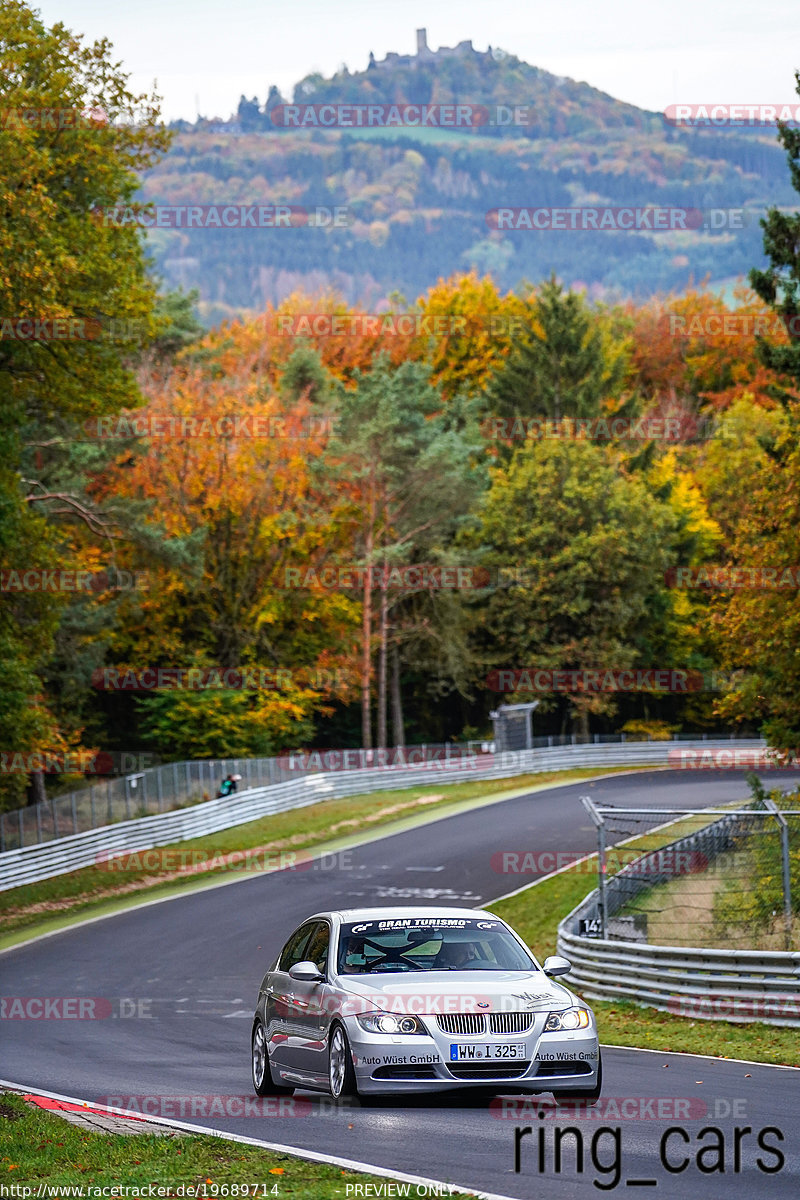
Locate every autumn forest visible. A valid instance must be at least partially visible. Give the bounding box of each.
[2,2,800,815]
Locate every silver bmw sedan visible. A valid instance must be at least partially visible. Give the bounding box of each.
[251,906,601,1100]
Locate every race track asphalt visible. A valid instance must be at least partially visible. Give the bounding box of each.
[2,769,799,1198]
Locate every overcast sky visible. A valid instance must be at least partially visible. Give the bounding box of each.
[37,0,800,123]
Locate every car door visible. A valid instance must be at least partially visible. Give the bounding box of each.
[265,921,316,1070]
[290,920,333,1079]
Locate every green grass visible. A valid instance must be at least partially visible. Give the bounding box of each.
[613,791,800,952]
[488,825,800,1068]
[582,1001,800,1064]
[0,1092,471,1196]
[0,767,650,946]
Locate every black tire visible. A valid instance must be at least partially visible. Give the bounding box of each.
[559,1051,603,1104]
[328,1022,358,1098]
[252,1019,293,1096]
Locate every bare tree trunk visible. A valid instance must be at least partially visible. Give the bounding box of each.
[27,770,46,806]
[361,525,374,752]
[391,643,405,748]
[376,563,388,751]
[575,704,590,741]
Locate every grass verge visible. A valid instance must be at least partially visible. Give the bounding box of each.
[488,824,800,1068]
[0,1092,471,1195]
[0,766,650,947]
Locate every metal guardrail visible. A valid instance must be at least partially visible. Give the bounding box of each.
[557,802,800,1029]
[0,754,295,852]
[0,731,759,852]
[0,738,768,892]
[558,922,800,1028]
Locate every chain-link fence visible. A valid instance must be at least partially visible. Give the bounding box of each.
[0,730,760,853]
[1,744,487,851]
[579,788,800,951]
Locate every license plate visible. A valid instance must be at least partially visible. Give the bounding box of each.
[450,1043,525,1061]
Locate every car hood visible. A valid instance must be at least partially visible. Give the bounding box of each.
[335,970,574,1014]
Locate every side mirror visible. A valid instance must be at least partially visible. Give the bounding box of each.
[289,960,324,982]
[543,955,572,977]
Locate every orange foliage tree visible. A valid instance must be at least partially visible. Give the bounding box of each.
[89,332,361,758]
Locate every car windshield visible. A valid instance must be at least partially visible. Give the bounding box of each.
[336,917,536,974]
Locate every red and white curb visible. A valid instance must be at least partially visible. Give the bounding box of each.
[6,1086,180,1136]
[0,1079,516,1200]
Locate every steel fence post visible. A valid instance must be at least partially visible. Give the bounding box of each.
[597,822,608,939]
[764,798,793,950]
[580,795,607,939]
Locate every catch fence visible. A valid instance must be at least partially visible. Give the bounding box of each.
[1,731,763,853]
[557,788,800,1026]
[0,737,771,889]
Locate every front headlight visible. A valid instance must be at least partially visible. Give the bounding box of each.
[544,1007,591,1032]
[355,1013,429,1035]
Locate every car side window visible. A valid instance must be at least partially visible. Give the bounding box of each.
[279,922,315,971]
[304,922,330,976]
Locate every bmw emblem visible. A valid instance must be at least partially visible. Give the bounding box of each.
[477,1002,490,1009]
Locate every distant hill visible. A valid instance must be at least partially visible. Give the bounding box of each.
[142,33,794,322]
[237,28,662,141]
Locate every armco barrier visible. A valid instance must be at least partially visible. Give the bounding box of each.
[0,739,767,892]
[0,732,765,852]
[557,809,800,1029]
[558,914,800,1028]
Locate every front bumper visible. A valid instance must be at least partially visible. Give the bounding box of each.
[345,1016,600,1094]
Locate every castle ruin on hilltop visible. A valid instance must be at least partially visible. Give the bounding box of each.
[368,29,493,71]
